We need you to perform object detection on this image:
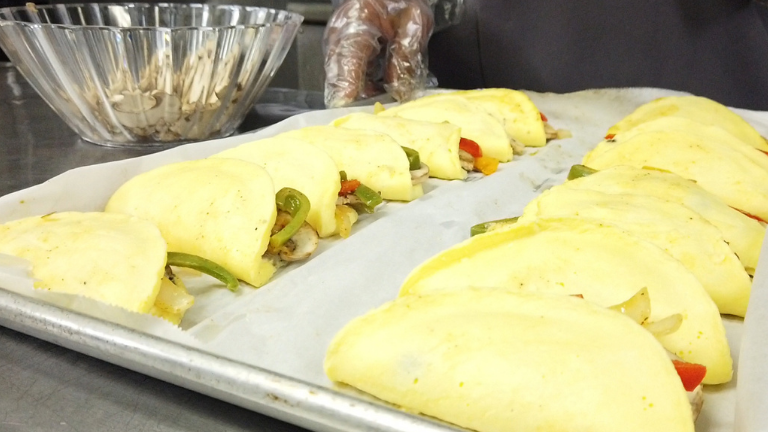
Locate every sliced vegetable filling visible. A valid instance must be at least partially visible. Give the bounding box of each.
[268,187,319,262]
[166,252,239,292]
[458,137,499,175]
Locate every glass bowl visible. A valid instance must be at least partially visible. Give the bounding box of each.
[0,3,303,147]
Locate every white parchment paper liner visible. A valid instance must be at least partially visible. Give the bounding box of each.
[0,88,764,432]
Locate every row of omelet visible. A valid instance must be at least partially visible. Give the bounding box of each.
[324,95,768,432]
[0,88,556,325]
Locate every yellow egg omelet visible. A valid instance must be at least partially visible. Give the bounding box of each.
[584,120,768,221]
[519,187,751,316]
[280,126,422,202]
[0,212,166,314]
[378,94,513,162]
[400,218,732,384]
[326,289,694,432]
[565,165,764,274]
[332,113,466,181]
[608,95,768,151]
[438,88,548,147]
[212,137,341,238]
[106,158,277,288]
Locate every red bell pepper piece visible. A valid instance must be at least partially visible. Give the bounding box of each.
[540,112,548,122]
[605,134,616,140]
[339,179,361,196]
[459,138,483,158]
[672,360,707,392]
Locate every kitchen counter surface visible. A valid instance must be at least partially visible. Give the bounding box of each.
[0,62,324,432]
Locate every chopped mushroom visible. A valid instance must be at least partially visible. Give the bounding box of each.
[688,384,703,421]
[76,37,253,143]
[268,211,320,263]
[337,194,363,206]
[411,163,430,185]
[543,122,559,140]
[113,90,182,130]
[509,138,526,155]
[459,149,475,171]
[279,223,320,262]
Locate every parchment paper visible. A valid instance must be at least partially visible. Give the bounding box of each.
[0,88,764,432]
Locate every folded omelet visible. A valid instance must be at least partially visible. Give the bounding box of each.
[326,289,695,432]
[608,95,768,151]
[615,117,768,172]
[212,138,340,238]
[583,119,768,221]
[332,113,466,180]
[279,126,423,202]
[378,94,513,162]
[400,218,732,384]
[424,88,548,147]
[106,158,278,288]
[519,187,751,316]
[0,212,185,318]
[565,165,764,274]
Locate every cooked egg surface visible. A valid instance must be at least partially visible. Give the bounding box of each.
[213,138,341,238]
[0,212,166,313]
[400,218,732,384]
[106,158,277,288]
[379,95,513,162]
[326,289,694,432]
[333,113,466,180]
[519,187,751,316]
[608,95,768,151]
[435,88,547,147]
[613,117,768,173]
[583,127,768,221]
[281,126,422,202]
[565,165,764,274]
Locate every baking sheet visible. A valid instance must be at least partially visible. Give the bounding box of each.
[0,87,764,431]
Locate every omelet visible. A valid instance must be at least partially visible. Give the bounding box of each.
[519,187,751,316]
[565,165,764,274]
[326,289,695,432]
[332,113,466,180]
[106,158,278,288]
[212,138,341,238]
[378,94,513,162]
[400,218,732,384]
[280,126,423,202]
[608,95,768,151]
[0,212,193,323]
[423,88,548,147]
[583,119,768,221]
[613,117,768,172]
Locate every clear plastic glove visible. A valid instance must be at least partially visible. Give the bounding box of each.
[324,0,434,108]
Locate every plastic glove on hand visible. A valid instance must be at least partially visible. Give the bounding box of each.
[324,0,434,108]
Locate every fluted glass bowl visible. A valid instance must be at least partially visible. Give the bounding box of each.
[0,3,303,147]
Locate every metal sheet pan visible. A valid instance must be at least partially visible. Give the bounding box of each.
[0,88,763,432]
[0,288,464,432]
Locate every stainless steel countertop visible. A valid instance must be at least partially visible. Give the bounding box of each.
[0,63,324,432]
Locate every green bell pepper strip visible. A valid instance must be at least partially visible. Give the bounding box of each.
[270,187,311,251]
[352,184,383,213]
[470,217,520,237]
[166,252,239,292]
[402,146,421,171]
[567,164,597,181]
[339,170,348,182]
